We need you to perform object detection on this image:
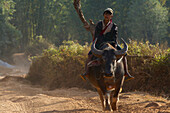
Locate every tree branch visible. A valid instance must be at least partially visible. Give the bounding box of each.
[73,0,96,37]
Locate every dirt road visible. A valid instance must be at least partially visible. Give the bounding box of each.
[0,66,169,113]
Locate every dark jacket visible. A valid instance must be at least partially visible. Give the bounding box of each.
[94,20,118,49]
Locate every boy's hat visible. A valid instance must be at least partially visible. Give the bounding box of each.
[103,8,113,15]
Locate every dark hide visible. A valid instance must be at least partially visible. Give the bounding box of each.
[86,42,125,111]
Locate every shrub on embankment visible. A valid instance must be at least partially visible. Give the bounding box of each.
[26,41,93,90]
[124,40,170,97]
[26,40,170,97]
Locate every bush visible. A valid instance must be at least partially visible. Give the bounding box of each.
[128,40,168,57]
[124,40,170,96]
[26,40,170,97]
[26,40,92,90]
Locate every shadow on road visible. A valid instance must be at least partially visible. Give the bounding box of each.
[40,109,101,113]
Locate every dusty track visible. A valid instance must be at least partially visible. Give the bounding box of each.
[0,66,169,113]
[0,75,169,113]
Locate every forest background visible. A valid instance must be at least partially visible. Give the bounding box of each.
[0,0,169,58]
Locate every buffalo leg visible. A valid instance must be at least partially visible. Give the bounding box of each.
[111,81,121,111]
[110,94,118,111]
[97,89,105,110]
[111,91,119,110]
[104,92,111,111]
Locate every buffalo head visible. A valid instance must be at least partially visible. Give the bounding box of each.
[91,38,128,78]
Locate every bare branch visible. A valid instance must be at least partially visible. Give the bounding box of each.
[73,0,88,25]
[73,0,96,37]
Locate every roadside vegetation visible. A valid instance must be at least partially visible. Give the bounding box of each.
[26,40,170,98]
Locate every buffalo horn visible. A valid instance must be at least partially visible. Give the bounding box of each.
[91,38,104,57]
[115,38,128,56]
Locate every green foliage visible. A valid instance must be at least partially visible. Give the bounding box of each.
[0,0,22,57]
[113,0,133,41]
[128,40,168,58]
[126,0,169,43]
[0,21,21,56]
[0,0,15,21]
[0,0,170,59]
[25,36,53,56]
[12,0,72,46]
[159,0,167,6]
[152,48,170,64]
[42,40,89,63]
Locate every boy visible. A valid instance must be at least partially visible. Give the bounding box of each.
[82,8,134,81]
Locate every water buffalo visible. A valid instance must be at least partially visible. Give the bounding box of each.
[86,38,127,111]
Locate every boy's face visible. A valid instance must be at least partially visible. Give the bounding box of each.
[103,12,113,21]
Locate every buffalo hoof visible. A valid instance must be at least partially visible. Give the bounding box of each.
[104,105,111,111]
[112,105,118,111]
